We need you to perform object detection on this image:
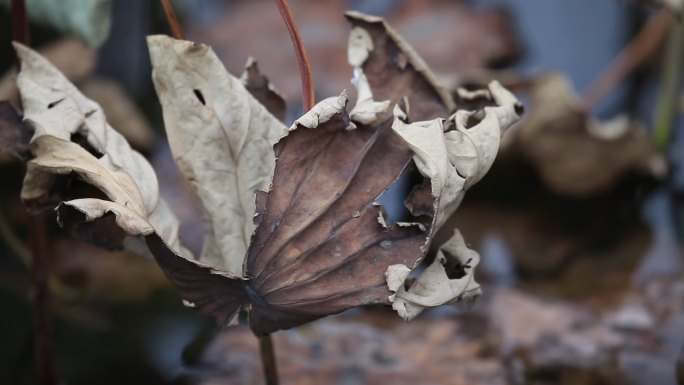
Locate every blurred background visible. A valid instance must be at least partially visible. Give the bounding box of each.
[0,0,683,384]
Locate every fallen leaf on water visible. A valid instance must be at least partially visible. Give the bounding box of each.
[514,72,665,197]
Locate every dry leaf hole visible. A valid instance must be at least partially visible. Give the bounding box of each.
[70,131,104,159]
[47,97,65,109]
[376,163,422,224]
[193,89,206,105]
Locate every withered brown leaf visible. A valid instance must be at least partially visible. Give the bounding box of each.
[149,78,520,335]
[241,57,287,123]
[10,12,522,336]
[243,94,427,334]
[149,92,430,335]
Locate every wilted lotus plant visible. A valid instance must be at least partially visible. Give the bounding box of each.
[9,11,521,339]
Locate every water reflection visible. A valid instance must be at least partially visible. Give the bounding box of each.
[480,232,518,287]
[634,190,683,283]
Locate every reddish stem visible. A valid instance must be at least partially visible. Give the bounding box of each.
[27,212,56,385]
[11,0,29,48]
[160,0,186,40]
[274,0,315,110]
[12,1,56,384]
[257,3,314,382]
[259,334,279,385]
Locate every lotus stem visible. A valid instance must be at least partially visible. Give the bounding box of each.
[259,334,279,385]
[11,0,30,50]
[160,0,185,40]
[12,1,57,384]
[255,2,315,382]
[274,0,315,110]
[27,212,57,385]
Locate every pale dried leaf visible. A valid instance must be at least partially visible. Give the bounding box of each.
[293,91,350,130]
[0,38,95,106]
[456,88,491,100]
[23,136,145,215]
[13,42,184,254]
[349,71,390,125]
[148,35,287,277]
[388,229,481,321]
[385,264,410,295]
[0,40,153,152]
[394,81,522,230]
[385,81,521,319]
[80,78,157,151]
[58,198,154,235]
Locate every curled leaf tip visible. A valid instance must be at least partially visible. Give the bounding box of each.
[387,229,481,321]
[293,92,349,130]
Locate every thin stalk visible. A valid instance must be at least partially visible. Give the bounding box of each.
[259,334,279,385]
[160,0,185,40]
[654,14,684,149]
[255,3,314,383]
[581,9,671,108]
[11,0,30,50]
[12,1,56,384]
[274,0,315,110]
[254,0,316,385]
[27,212,56,385]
